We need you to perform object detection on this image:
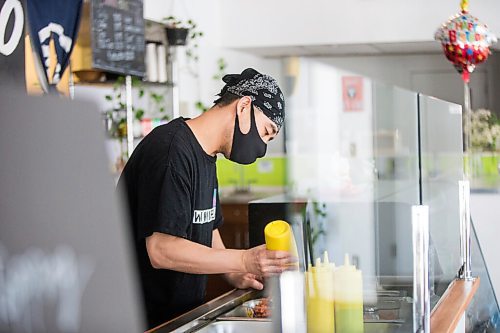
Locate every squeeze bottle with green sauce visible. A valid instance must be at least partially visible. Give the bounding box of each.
[334,254,364,333]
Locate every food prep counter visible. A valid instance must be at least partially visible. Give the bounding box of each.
[146,289,267,333]
[146,285,417,333]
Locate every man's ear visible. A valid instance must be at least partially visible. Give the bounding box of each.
[235,96,252,116]
[235,96,253,134]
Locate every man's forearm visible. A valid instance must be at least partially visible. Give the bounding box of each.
[146,232,246,274]
[212,229,225,250]
[212,229,236,282]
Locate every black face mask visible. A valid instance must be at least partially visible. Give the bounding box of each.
[229,104,267,165]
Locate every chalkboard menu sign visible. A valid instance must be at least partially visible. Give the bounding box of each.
[90,0,145,77]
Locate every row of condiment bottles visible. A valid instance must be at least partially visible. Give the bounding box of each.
[264,220,364,333]
[307,251,364,333]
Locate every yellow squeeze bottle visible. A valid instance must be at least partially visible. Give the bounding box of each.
[306,251,335,333]
[334,254,364,333]
[264,220,298,256]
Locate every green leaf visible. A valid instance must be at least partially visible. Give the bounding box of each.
[131,76,143,87]
[151,93,164,104]
[159,107,165,113]
[105,95,112,101]
[195,101,209,113]
[218,58,227,71]
[135,109,144,121]
[139,89,145,98]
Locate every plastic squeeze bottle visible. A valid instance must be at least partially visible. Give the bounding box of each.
[334,254,364,333]
[306,251,335,333]
[264,220,298,256]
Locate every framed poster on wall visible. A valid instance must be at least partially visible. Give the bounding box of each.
[342,76,364,112]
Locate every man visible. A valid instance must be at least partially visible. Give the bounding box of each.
[118,68,292,329]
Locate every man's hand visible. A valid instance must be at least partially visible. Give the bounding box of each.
[241,244,295,277]
[224,272,264,290]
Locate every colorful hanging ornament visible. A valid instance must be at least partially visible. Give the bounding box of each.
[434,0,497,83]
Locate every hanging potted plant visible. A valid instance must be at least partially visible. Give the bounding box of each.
[164,16,189,46]
[163,16,203,47]
[163,16,204,65]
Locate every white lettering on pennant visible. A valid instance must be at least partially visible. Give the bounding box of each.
[0,0,24,56]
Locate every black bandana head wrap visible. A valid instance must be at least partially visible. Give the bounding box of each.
[215,68,285,131]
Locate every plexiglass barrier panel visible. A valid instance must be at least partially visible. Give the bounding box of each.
[249,58,487,332]
[372,82,420,205]
[277,58,421,332]
[418,95,464,303]
[466,222,500,332]
[372,82,420,285]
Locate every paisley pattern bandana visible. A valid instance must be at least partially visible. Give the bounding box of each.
[215,68,285,131]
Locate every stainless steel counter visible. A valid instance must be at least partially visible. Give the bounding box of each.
[147,289,263,333]
[146,285,415,333]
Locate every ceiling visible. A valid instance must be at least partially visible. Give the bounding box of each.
[236,41,500,58]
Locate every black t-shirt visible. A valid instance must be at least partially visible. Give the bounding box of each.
[117,118,223,329]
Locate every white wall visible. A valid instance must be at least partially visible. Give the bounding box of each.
[314,53,500,115]
[219,0,500,48]
[217,0,500,115]
[79,1,500,154]
[143,0,284,109]
[143,0,286,154]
